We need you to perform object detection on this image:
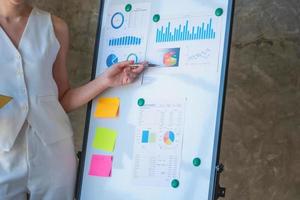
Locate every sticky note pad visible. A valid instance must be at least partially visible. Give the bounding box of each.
[89,154,113,177]
[0,95,12,109]
[93,127,117,152]
[94,97,120,118]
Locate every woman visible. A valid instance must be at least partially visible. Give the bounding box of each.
[0,0,145,199]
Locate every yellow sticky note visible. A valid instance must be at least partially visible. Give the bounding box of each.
[0,95,12,109]
[93,127,118,152]
[94,97,120,118]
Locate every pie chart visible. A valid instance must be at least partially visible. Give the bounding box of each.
[127,53,138,63]
[163,131,175,145]
[111,12,124,29]
[106,54,118,67]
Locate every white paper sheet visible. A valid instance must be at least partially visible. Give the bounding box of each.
[100,2,151,73]
[132,99,186,187]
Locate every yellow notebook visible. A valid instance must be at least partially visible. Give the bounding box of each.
[0,95,12,109]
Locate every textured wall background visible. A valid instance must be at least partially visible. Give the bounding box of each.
[30,0,300,199]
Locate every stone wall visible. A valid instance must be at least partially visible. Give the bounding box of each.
[29,0,300,199]
[220,0,300,199]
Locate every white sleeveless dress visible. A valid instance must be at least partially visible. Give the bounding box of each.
[0,8,77,200]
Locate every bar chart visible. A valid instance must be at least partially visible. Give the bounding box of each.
[141,130,156,143]
[156,18,216,43]
[109,36,141,46]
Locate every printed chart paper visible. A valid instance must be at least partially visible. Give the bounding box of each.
[132,99,186,186]
[146,15,222,70]
[100,2,151,72]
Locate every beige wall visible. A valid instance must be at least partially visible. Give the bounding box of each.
[29,0,300,199]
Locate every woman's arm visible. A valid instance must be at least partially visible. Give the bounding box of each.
[52,16,144,112]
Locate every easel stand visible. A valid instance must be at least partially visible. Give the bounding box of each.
[215,163,226,199]
[75,152,226,200]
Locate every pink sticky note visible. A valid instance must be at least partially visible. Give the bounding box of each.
[89,154,113,177]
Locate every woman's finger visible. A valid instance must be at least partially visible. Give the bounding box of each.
[123,77,131,85]
[117,60,134,69]
[130,73,137,80]
[131,65,145,74]
[108,61,134,77]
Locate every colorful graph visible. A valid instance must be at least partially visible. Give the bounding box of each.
[163,48,180,67]
[109,36,141,46]
[111,12,124,29]
[156,18,216,43]
[163,131,175,145]
[142,130,156,143]
[106,54,118,67]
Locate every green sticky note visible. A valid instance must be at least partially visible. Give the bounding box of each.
[93,127,118,152]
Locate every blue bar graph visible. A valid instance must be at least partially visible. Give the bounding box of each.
[109,36,141,46]
[156,18,216,43]
[142,130,149,143]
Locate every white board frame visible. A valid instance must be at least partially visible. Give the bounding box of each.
[76,0,235,199]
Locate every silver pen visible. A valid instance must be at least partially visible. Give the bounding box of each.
[129,63,159,68]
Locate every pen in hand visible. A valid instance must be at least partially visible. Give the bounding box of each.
[129,63,158,68]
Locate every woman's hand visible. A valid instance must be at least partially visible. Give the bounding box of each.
[58,60,145,112]
[52,13,146,112]
[101,61,145,88]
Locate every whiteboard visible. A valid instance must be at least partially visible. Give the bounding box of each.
[77,0,234,199]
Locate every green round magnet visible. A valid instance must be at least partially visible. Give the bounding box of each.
[137,98,145,106]
[171,179,180,188]
[125,4,132,12]
[153,14,160,22]
[215,8,223,16]
[193,158,201,167]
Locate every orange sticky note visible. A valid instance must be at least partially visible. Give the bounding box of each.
[94,97,120,118]
[0,95,12,109]
[89,154,113,177]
